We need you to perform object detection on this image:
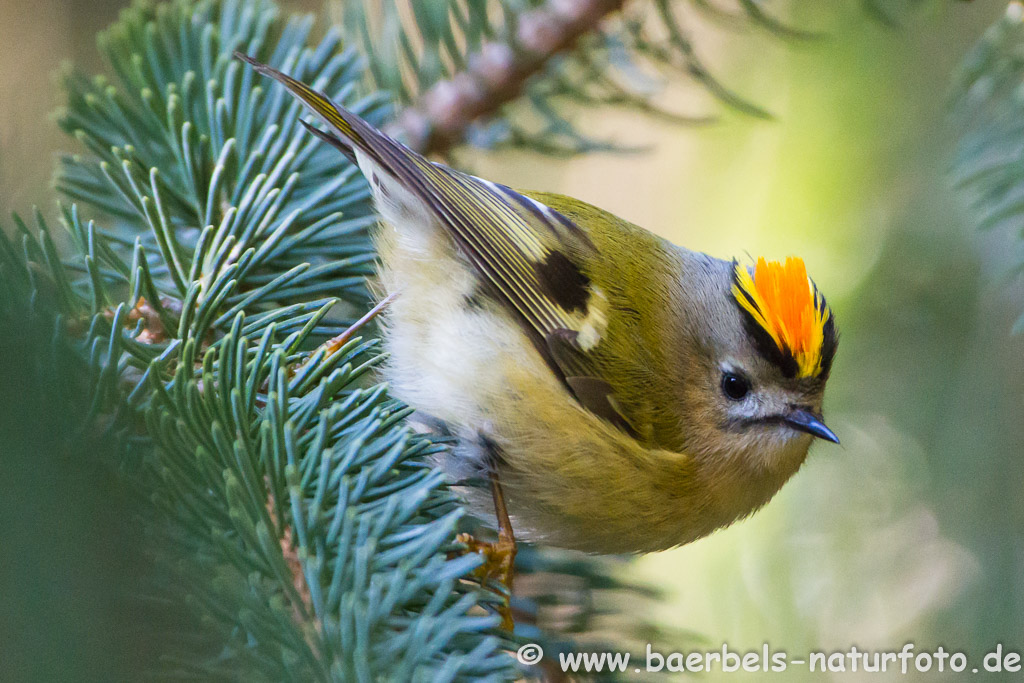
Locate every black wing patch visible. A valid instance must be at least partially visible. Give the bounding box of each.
[535,251,591,314]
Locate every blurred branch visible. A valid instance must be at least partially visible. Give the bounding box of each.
[352,0,958,156]
[392,0,626,154]
[339,0,779,156]
[950,1,1024,331]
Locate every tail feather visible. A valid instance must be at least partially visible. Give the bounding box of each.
[236,52,455,223]
[297,119,356,164]
[233,51,385,168]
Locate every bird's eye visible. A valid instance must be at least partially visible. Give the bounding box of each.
[721,372,751,401]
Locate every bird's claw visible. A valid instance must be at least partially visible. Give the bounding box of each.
[454,531,517,630]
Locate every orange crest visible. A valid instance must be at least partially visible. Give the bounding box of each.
[731,257,835,379]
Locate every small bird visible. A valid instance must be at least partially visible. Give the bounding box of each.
[237,53,838,588]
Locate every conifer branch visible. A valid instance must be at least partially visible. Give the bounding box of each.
[392,0,627,154]
[1,0,679,677]
[349,0,958,155]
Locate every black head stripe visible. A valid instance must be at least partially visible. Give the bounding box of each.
[738,310,800,378]
[818,314,839,379]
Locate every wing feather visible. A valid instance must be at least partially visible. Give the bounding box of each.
[237,53,632,430]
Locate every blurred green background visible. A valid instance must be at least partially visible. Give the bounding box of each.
[2,0,1021,680]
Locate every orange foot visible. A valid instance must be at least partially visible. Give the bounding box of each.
[455,532,517,630]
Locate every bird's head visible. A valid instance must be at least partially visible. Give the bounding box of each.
[674,255,839,468]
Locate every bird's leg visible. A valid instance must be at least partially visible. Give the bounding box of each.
[455,468,518,630]
[488,468,518,618]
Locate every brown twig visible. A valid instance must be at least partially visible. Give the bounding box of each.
[286,291,398,381]
[103,296,180,344]
[391,0,627,155]
[320,291,398,358]
[264,481,323,657]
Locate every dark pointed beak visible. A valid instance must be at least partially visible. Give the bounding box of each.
[784,409,839,444]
